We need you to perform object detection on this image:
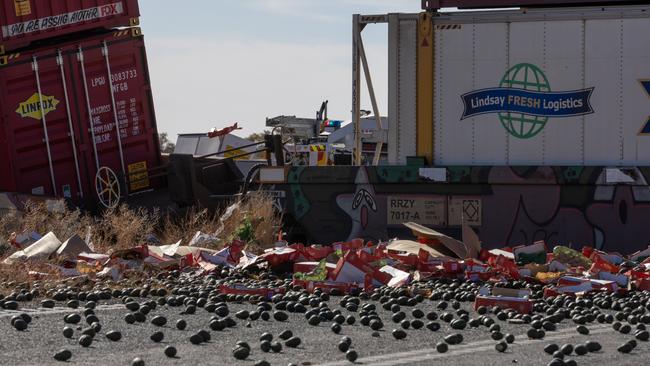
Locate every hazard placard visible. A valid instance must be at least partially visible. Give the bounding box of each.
[448,196,482,227]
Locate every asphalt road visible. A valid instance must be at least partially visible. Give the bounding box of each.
[0,297,648,366]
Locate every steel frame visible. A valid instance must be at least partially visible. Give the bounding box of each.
[352,15,388,166]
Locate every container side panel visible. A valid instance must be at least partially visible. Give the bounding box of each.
[0,0,140,52]
[585,19,622,165]
[0,30,160,203]
[622,18,650,164]
[471,22,509,165]
[434,25,474,165]
[1,55,82,198]
[507,21,546,165]
[76,36,159,193]
[397,19,417,164]
[540,21,585,165]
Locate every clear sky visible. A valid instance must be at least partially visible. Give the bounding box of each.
[138,0,422,140]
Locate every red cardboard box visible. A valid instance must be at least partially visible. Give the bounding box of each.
[474,287,534,314]
[292,279,360,294]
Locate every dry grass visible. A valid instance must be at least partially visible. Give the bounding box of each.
[0,192,282,260]
[215,192,282,253]
[0,202,93,257]
[159,207,221,246]
[92,205,159,253]
[21,201,94,240]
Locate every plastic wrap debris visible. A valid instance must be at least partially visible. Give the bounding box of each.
[4,232,62,264]
[189,231,219,247]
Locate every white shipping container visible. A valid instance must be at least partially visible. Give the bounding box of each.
[388,5,650,166]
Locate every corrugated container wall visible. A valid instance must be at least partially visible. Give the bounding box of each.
[388,6,650,166]
[0,0,139,54]
[0,28,161,203]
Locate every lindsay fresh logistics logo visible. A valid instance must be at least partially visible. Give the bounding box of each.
[461,63,595,139]
[16,93,60,120]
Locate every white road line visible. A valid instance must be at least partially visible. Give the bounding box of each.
[0,304,125,318]
[319,324,612,366]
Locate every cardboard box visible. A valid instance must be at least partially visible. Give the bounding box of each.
[292,279,360,294]
[474,287,534,314]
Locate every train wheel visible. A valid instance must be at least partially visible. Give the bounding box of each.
[95,167,121,209]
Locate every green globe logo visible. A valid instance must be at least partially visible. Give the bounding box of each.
[498,63,551,139]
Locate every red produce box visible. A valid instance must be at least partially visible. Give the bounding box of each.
[474,287,534,314]
[292,279,360,294]
[293,261,336,277]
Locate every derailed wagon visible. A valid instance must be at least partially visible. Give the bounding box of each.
[259,1,650,254]
[0,27,161,208]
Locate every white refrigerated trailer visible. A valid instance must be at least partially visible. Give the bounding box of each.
[353,3,650,166]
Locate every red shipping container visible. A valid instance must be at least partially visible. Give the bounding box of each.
[0,27,161,206]
[0,0,140,54]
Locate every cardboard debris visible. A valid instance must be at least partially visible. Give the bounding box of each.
[331,251,392,288]
[56,234,93,258]
[380,265,411,287]
[404,222,474,259]
[4,216,650,300]
[387,240,449,258]
[194,242,245,270]
[462,223,482,259]
[4,232,62,264]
